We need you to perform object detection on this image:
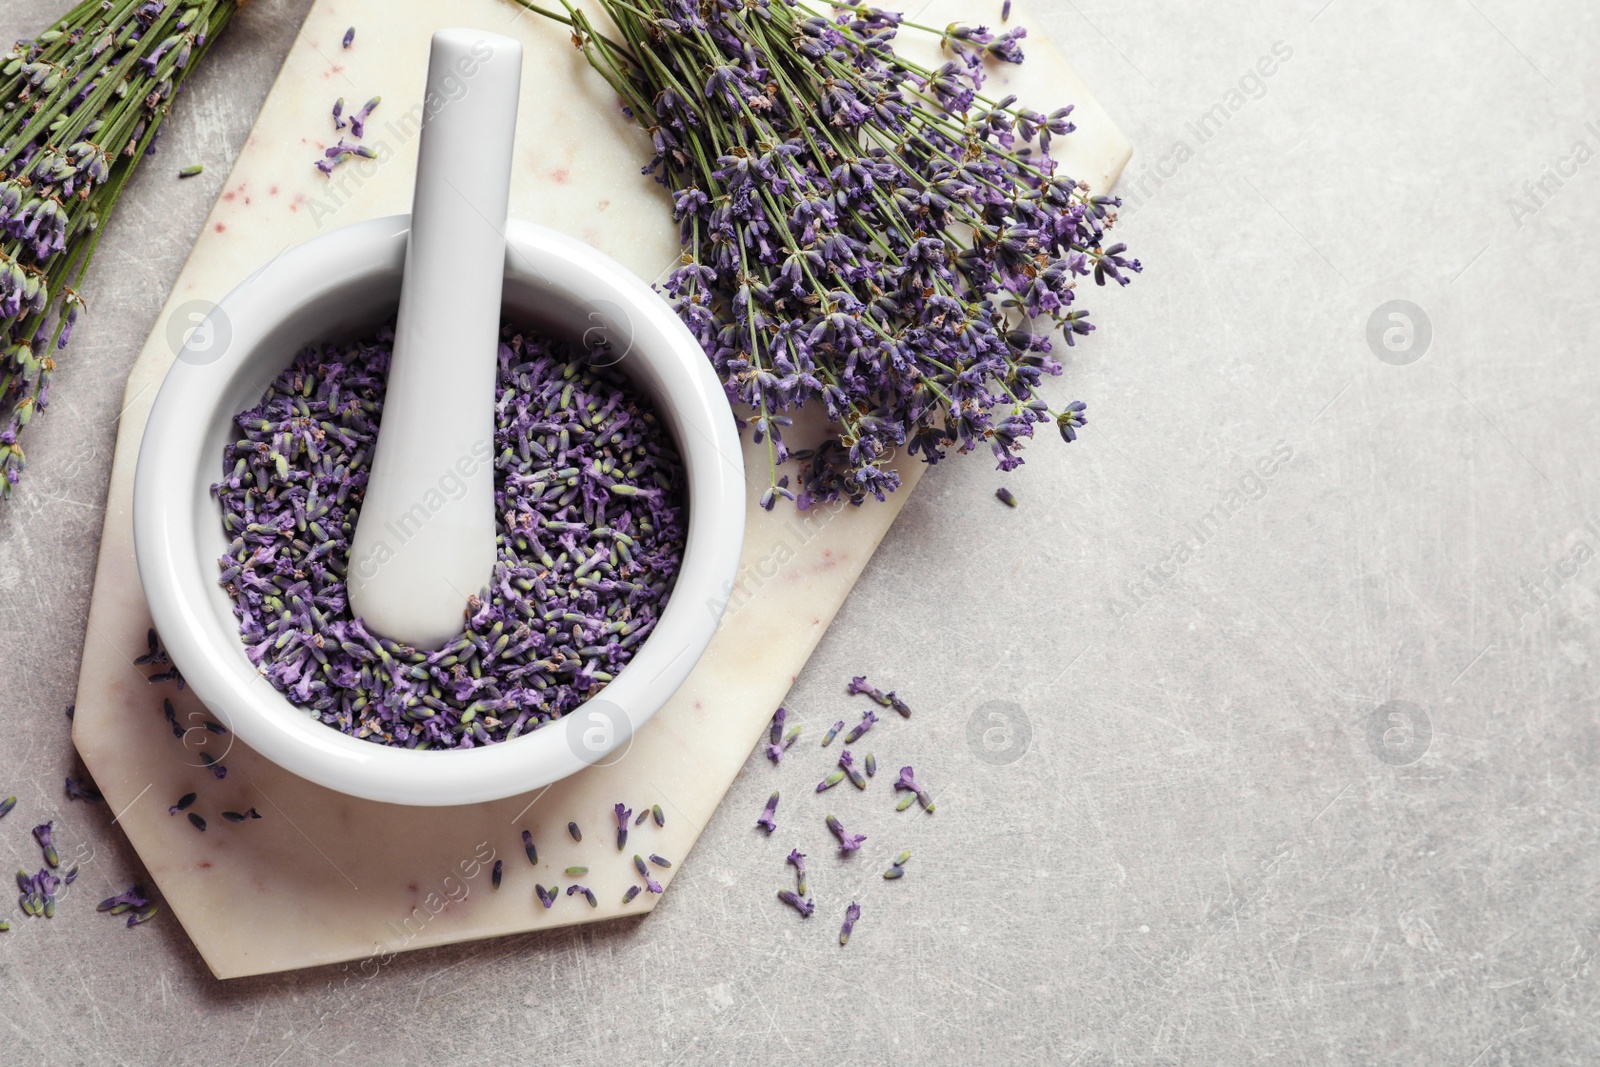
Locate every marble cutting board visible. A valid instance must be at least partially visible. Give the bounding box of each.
[70,0,1131,979]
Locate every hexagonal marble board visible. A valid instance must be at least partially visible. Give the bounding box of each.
[71,0,1130,977]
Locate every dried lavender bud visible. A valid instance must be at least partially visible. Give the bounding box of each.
[883,865,905,880]
[32,822,57,868]
[839,749,867,790]
[1002,0,1013,21]
[826,815,866,852]
[349,95,380,138]
[865,753,877,778]
[634,808,649,826]
[64,866,78,885]
[127,904,159,927]
[522,831,538,866]
[341,26,355,48]
[564,866,589,876]
[894,766,936,812]
[822,720,845,746]
[632,855,663,893]
[652,804,666,828]
[896,792,918,812]
[816,769,846,792]
[615,802,631,851]
[648,854,671,869]
[187,812,206,832]
[622,885,641,904]
[0,796,15,819]
[768,706,787,746]
[99,884,150,914]
[843,709,877,745]
[996,487,1018,508]
[211,324,687,749]
[566,884,598,908]
[490,859,503,891]
[766,724,802,764]
[535,884,556,908]
[848,676,911,718]
[168,792,196,815]
[332,97,346,130]
[221,811,247,823]
[777,889,815,918]
[893,849,912,867]
[177,164,203,178]
[786,848,807,897]
[0,921,8,932]
[840,902,861,946]
[756,791,779,834]
[568,822,582,843]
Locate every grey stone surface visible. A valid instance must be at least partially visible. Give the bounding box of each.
[2,0,1597,1063]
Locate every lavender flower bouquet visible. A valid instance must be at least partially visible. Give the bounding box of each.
[514,0,1139,508]
[0,0,240,498]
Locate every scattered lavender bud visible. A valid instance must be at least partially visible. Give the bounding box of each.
[566,884,597,908]
[865,753,877,778]
[769,706,787,745]
[848,676,911,718]
[535,884,556,908]
[99,884,150,915]
[64,866,78,885]
[996,486,1017,507]
[127,904,159,927]
[0,921,7,932]
[350,95,380,138]
[0,796,15,819]
[177,164,203,178]
[341,26,355,49]
[33,822,57,868]
[786,848,807,896]
[65,704,74,719]
[221,811,247,823]
[766,723,802,764]
[648,854,671,869]
[623,885,643,904]
[568,822,582,843]
[565,866,589,876]
[826,815,866,852]
[756,791,779,833]
[816,769,846,792]
[1002,0,1013,20]
[632,855,663,893]
[168,792,196,815]
[893,849,912,867]
[883,865,905,880]
[839,749,867,790]
[615,802,631,851]
[332,97,346,130]
[634,808,650,826]
[894,766,936,812]
[777,889,815,918]
[843,709,877,745]
[840,901,861,946]
[896,792,918,812]
[523,831,538,866]
[245,808,262,820]
[652,804,665,828]
[822,720,845,746]
[485,859,500,891]
[187,812,206,832]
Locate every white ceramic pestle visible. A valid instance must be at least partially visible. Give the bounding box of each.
[347,29,522,650]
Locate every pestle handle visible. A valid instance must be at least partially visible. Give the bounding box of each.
[347,30,522,650]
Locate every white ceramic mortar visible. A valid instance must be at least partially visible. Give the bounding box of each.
[133,214,745,806]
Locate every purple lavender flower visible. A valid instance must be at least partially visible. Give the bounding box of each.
[894,766,936,813]
[777,889,815,918]
[633,855,664,894]
[756,791,779,834]
[535,884,557,908]
[843,708,877,745]
[826,815,866,852]
[350,95,380,139]
[786,848,807,896]
[32,822,57,868]
[839,749,867,790]
[822,720,845,747]
[615,802,632,851]
[98,884,150,915]
[566,884,598,908]
[839,901,861,946]
[342,26,355,49]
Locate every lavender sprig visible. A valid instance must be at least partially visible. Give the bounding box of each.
[509,0,1138,508]
[0,0,242,499]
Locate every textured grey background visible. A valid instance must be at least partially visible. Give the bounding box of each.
[2,0,1597,1063]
